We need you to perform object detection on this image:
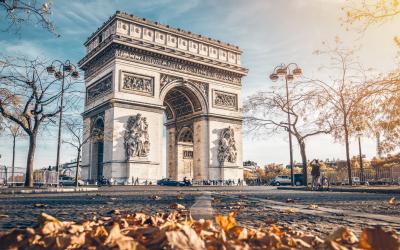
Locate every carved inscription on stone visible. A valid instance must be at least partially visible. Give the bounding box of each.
[86,73,113,103]
[218,126,237,166]
[121,72,154,96]
[124,113,150,160]
[213,90,237,110]
[115,45,242,84]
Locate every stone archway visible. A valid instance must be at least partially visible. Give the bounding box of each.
[162,83,207,181]
[79,12,248,184]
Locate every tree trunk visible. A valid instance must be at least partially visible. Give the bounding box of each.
[299,140,308,187]
[11,135,16,186]
[344,124,353,186]
[24,134,36,187]
[75,148,81,188]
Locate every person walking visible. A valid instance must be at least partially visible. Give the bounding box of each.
[311,159,321,191]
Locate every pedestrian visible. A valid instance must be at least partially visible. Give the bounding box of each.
[311,159,321,190]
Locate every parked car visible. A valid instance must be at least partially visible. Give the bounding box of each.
[271,174,305,186]
[59,176,84,186]
[294,173,305,186]
[271,176,291,186]
[157,178,192,186]
[342,177,361,185]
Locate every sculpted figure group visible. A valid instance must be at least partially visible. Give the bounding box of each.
[218,126,237,166]
[124,113,150,160]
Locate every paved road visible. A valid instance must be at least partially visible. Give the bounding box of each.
[0,186,399,236]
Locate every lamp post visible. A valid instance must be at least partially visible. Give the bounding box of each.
[46,60,79,184]
[270,63,302,186]
[356,127,365,184]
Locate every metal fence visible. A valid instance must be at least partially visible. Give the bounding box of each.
[322,166,400,185]
[0,165,25,186]
[0,166,58,186]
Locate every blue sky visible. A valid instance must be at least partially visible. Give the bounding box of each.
[1,0,399,170]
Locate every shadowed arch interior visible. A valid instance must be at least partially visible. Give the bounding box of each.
[163,86,202,120]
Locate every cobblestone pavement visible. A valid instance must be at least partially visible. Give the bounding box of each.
[0,186,399,237]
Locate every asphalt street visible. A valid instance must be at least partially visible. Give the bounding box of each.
[0,186,399,236]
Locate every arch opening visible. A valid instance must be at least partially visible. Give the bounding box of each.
[162,85,204,181]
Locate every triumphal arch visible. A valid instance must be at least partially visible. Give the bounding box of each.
[79,11,248,183]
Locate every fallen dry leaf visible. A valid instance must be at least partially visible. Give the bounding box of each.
[388,197,397,206]
[359,226,400,250]
[169,203,186,210]
[308,204,319,209]
[0,210,399,250]
[215,212,236,231]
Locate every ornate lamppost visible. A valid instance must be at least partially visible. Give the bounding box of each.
[46,60,79,182]
[269,63,302,186]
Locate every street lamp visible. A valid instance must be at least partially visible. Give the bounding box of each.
[269,63,302,186]
[356,126,365,184]
[47,60,79,184]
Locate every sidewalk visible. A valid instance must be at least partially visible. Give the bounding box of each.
[277,185,400,194]
[0,186,98,194]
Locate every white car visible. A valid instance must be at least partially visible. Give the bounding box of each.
[271,176,291,186]
[59,176,84,186]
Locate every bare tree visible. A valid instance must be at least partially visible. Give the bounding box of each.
[0,0,57,35]
[244,83,331,186]
[0,57,76,187]
[62,117,97,187]
[308,44,385,185]
[4,121,24,185]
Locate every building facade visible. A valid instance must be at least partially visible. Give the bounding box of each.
[79,11,248,183]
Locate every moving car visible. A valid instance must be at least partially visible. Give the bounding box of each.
[157,178,192,186]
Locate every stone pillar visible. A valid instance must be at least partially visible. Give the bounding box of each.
[166,126,177,179]
[102,108,114,179]
[193,117,209,180]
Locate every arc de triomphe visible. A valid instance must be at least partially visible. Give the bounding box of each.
[79,11,248,183]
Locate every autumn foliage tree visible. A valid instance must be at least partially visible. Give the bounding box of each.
[308,43,385,185]
[0,57,76,187]
[244,81,331,185]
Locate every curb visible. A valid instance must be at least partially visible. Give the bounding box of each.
[277,186,400,194]
[0,187,99,194]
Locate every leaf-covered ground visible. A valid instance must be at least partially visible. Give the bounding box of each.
[0,206,399,250]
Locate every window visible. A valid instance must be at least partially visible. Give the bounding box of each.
[98,34,103,43]
[148,31,152,36]
[183,151,193,159]
[122,24,127,30]
[160,34,164,40]
[171,38,175,43]
[182,41,186,46]
[135,28,140,33]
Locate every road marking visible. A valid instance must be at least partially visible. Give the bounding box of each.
[190,191,214,220]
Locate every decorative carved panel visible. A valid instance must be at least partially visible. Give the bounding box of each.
[213,90,237,110]
[121,72,154,96]
[86,73,113,103]
[115,45,242,84]
[160,74,182,92]
[124,113,150,160]
[218,126,237,166]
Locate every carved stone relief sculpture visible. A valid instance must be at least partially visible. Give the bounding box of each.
[122,72,154,96]
[217,126,237,166]
[213,90,237,110]
[86,74,113,103]
[124,113,150,160]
